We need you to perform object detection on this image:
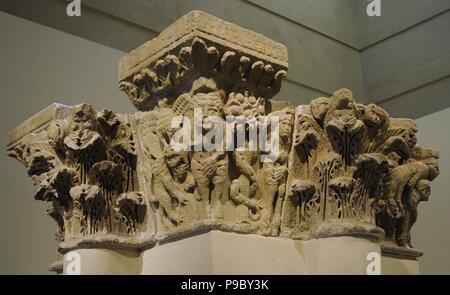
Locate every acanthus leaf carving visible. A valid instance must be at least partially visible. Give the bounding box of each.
[8,104,147,254]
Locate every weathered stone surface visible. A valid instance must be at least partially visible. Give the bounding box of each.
[118,10,288,81]
[118,10,288,111]
[6,10,439,272]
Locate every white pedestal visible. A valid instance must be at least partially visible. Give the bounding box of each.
[302,236,381,274]
[141,231,381,275]
[381,255,420,275]
[63,249,141,275]
[61,231,421,274]
[142,231,307,274]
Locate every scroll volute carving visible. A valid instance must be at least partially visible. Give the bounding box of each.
[9,104,147,247]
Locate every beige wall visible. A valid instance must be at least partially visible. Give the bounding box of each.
[2,0,449,119]
[0,11,131,274]
[0,0,366,105]
[412,107,450,275]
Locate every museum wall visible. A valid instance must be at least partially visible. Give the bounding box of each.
[0,0,366,105]
[0,11,131,274]
[357,5,450,118]
[413,107,450,274]
[0,0,449,274]
[1,0,449,117]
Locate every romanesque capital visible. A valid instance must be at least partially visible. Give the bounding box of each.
[7,104,149,254]
[7,10,439,272]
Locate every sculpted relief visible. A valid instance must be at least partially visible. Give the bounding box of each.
[7,11,439,270]
[7,103,149,267]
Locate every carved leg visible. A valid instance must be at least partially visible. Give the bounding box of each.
[230,177,261,222]
[191,158,211,205]
[261,175,278,229]
[280,192,299,234]
[211,175,227,220]
[154,183,183,227]
[194,175,210,203]
[407,208,418,248]
[395,213,411,247]
[271,183,286,233]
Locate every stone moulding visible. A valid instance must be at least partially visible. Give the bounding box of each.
[118,10,288,111]
[118,10,288,82]
[7,10,439,272]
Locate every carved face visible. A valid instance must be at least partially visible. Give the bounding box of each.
[298,115,312,132]
[295,114,318,147]
[164,148,190,182]
[270,108,294,140]
[70,104,97,132]
[331,89,358,123]
[195,95,222,118]
[191,77,223,118]
[324,91,365,135]
[333,100,358,125]
[310,97,329,123]
[119,75,151,110]
[64,104,101,150]
[364,103,389,128]
[164,149,185,168]
[416,179,431,202]
[279,115,293,139]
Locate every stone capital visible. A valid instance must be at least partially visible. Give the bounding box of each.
[7,10,439,273]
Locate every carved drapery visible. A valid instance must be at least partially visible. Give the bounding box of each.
[7,11,439,271]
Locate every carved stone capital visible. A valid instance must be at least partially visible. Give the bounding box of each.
[118,10,288,111]
[7,11,439,272]
[7,104,152,256]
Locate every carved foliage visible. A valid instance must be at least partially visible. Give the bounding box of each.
[128,36,294,238]
[9,104,145,243]
[120,38,287,111]
[128,38,439,248]
[281,89,439,248]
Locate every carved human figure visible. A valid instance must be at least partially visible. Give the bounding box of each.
[225,90,265,222]
[294,112,320,165]
[261,107,294,233]
[377,147,439,247]
[161,146,200,225]
[395,179,431,248]
[188,77,229,219]
[281,109,320,234]
[139,108,198,228]
[363,103,389,135]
